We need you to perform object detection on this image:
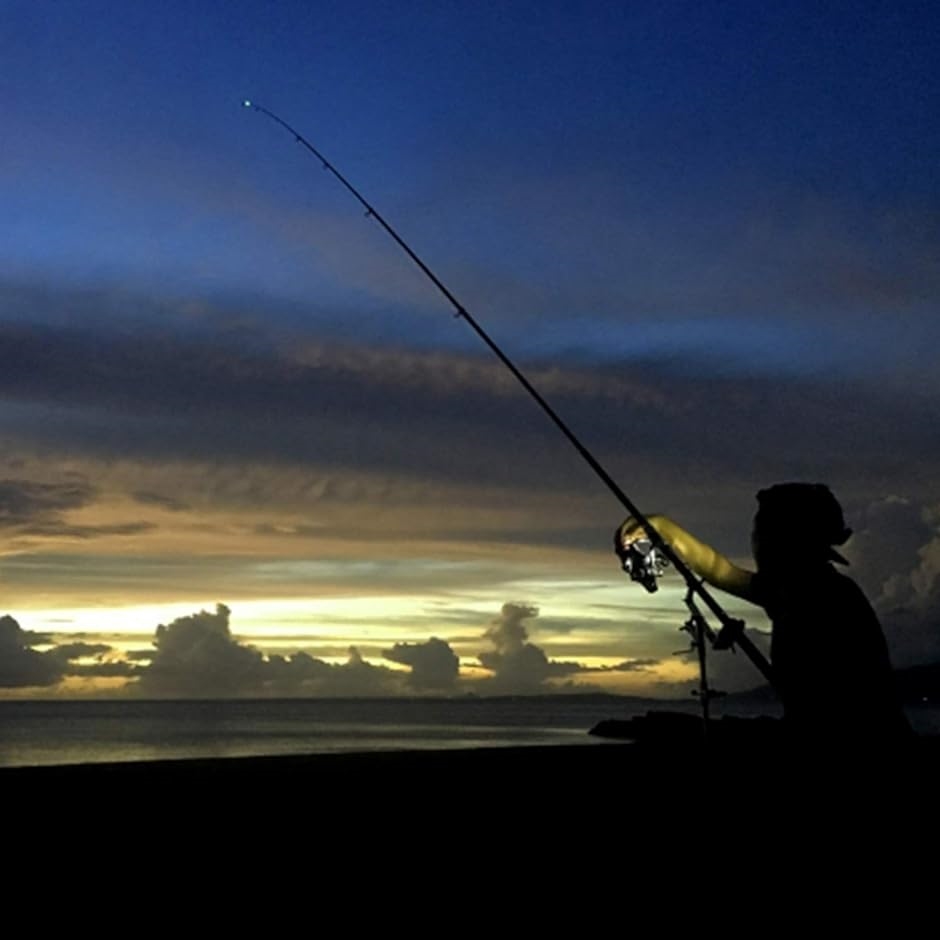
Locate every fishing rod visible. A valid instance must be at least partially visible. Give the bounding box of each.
[241,100,774,697]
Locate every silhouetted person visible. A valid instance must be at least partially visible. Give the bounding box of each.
[616,483,911,746]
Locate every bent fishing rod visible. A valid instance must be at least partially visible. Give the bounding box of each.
[241,100,773,690]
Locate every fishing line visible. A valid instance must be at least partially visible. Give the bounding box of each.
[241,100,773,688]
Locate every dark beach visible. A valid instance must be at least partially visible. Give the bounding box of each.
[8,734,939,814]
[9,741,940,886]
[6,740,639,801]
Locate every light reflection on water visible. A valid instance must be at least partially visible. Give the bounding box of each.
[0,698,628,768]
[1,698,935,768]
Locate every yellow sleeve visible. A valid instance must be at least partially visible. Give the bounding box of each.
[617,515,757,602]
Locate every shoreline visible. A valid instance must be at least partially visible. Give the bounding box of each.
[7,733,938,786]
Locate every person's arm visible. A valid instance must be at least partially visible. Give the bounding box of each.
[616,515,757,602]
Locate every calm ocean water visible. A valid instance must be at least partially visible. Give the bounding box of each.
[0,697,639,768]
[1,698,937,768]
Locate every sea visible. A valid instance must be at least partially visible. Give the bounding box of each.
[2,697,938,768]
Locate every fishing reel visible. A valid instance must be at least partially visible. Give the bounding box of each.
[619,538,669,593]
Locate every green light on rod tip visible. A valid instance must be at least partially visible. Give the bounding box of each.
[242,99,252,108]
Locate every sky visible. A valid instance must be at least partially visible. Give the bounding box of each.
[1,1,939,699]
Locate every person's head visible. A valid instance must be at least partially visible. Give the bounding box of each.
[751,483,851,572]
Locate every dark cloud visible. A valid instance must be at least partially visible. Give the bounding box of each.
[131,490,190,512]
[19,521,156,539]
[384,637,459,690]
[134,604,400,697]
[0,318,669,496]
[313,646,399,698]
[138,604,265,696]
[847,497,932,608]
[603,658,660,673]
[41,640,141,678]
[0,477,154,542]
[2,308,937,517]
[477,604,584,692]
[845,497,940,667]
[49,641,112,660]
[0,614,65,687]
[264,650,333,686]
[266,645,399,698]
[126,649,157,661]
[0,479,95,528]
[68,660,140,678]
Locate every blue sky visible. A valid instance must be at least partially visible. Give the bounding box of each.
[1,1,938,697]
[6,3,938,358]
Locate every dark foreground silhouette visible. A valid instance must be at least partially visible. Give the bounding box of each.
[5,727,938,864]
[617,483,913,743]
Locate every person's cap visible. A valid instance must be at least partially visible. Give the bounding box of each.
[756,482,852,564]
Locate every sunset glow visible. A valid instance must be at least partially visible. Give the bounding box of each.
[2,2,938,704]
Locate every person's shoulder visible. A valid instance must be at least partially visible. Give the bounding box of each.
[827,566,866,595]
[827,566,880,616]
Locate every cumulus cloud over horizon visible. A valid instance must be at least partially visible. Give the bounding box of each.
[384,637,460,690]
[139,604,265,696]
[136,604,399,698]
[0,530,935,698]
[847,496,940,667]
[0,615,64,687]
[0,599,668,697]
[477,603,585,692]
[0,615,145,687]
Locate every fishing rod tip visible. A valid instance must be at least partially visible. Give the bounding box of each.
[242,99,253,109]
